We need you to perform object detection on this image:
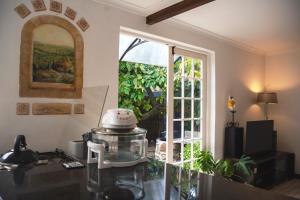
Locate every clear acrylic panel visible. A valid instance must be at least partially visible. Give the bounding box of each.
[194,100,201,118]
[184,120,191,139]
[184,100,191,118]
[174,99,181,119]
[173,121,182,139]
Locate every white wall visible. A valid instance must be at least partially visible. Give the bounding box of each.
[265,49,300,173]
[0,0,265,159]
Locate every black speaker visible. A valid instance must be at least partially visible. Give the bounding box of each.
[272,130,277,152]
[224,126,244,159]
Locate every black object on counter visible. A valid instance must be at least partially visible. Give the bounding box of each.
[0,135,37,165]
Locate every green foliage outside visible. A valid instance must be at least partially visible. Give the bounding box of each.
[173,57,202,97]
[146,159,165,181]
[118,58,202,121]
[183,143,201,169]
[33,42,75,84]
[119,61,167,120]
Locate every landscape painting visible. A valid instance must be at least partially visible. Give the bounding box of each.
[20,15,83,98]
[32,24,75,85]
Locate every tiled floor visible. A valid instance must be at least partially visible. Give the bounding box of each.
[272,179,300,199]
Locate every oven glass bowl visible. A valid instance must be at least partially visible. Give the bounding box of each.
[91,127,147,162]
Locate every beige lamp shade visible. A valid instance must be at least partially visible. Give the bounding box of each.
[257,92,278,104]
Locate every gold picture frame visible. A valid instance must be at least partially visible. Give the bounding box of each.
[20,15,83,98]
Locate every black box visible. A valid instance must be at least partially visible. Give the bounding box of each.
[224,126,244,159]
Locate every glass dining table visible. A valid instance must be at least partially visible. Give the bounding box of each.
[0,157,297,200]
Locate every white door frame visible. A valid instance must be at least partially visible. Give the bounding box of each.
[120,27,216,161]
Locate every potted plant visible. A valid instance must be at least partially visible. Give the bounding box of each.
[185,150,254,183]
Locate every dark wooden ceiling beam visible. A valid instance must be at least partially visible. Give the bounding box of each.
[146,0,215,25]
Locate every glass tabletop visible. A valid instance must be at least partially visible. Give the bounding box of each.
[0,158,297,200]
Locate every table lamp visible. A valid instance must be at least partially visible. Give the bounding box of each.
[257,92,278,120]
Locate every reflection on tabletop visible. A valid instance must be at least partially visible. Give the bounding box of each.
[0,158,297,200]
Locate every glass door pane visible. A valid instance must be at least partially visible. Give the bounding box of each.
[171,50,205,168]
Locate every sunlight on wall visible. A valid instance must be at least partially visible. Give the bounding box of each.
[243,77,264,120]
[247,80,264,93]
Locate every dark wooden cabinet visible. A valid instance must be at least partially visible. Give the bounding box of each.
[250,151,295,189]
[275,152,295,184]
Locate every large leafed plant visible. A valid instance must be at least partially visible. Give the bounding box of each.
[119,57,200,121]
[119,61,167,120]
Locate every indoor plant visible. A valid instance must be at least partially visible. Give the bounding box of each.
[184,149,254,183]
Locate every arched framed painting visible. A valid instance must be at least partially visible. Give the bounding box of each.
[19,15,83,98]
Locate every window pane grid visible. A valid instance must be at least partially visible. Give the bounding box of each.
[173,97,202,101]
[173,158,201,165]
[182,135,199,142]
[179,76,202,81]
[173,138,202,143]
[173,117,202,121]
[200,98,203,119]
[172,55,204,166]
[180,57,185,164]
[191,59,195,161]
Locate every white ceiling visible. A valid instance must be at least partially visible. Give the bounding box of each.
[98,0,182,15]
[99,0,300,55]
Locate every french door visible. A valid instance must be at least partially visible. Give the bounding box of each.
[166,47,207,168]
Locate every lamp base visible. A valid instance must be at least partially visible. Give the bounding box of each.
[264,103,269,120]
[227,110,238,127]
